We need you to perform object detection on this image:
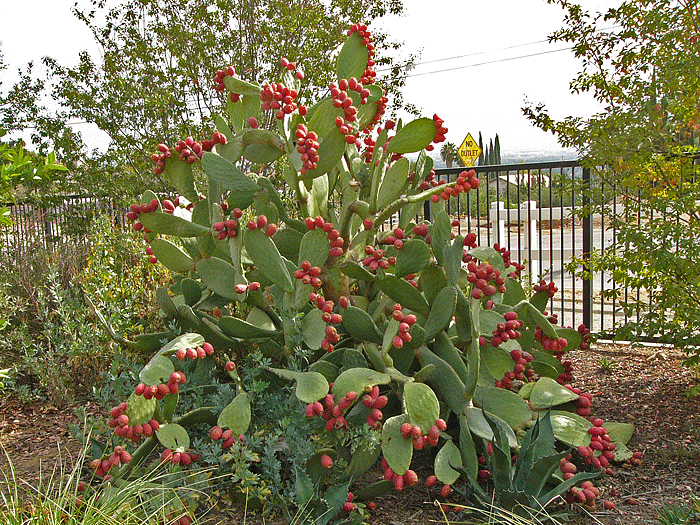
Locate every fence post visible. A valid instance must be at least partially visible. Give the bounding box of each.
[582,167,593,330]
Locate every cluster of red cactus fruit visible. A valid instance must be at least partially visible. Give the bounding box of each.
[89,446,131,479]
[303,215,344,257]
[151,143,172,175]
[305,386,387,431]
[294,260,323,288]
[491,311,524,348]
[466,260,506,300]
[107,402,160,442]
[390,304,417,349]
[362,245,395,272]
[564,385,594,417]
[379,226,406,250]
[341,491,355,512]
[565,479,604,509]
[422,114,447,152]
[126,198,159,231]
[209,426,245,450]
[535,327,570,354]
[163,512,192,525]
[346,23,376,85]
[307,293,342,351]
[360,120,395,162]
[434,169,479,204]
[160,448,199,466]
[245,214,277,236]
[380,458,419,491]
[234,281,261,294]
[295,125,320,173]
[569,417,616,472]
[175,342,215,361]
[213,218,238,239]
[361,385,388,429]
[280,57,305,80]
[496,349,535,389]
[398,417,447,452]
[534,279,558,298]
[492,243,526,278]
[261,80,305,120]
[425,474,452,499]
[134,371,187,399]
[329,78,369,147]
[214,66,241,102]
[577,323,592,350]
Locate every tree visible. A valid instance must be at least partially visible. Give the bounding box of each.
[33,0,410,196]
[524,0,700,354]
[440,141,462,168]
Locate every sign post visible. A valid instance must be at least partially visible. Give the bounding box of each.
[458,133,482,167]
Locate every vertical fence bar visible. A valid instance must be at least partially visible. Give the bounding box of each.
[582,167,592,331]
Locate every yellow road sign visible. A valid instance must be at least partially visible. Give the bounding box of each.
[458,133,482,167]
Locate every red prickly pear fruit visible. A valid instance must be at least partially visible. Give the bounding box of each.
[109,406,122,418]
[392,473,404,491]
[435,418,447,431]
[592,418,604,427]
[176,349,186,360]
[441,504,451,514]
[149,419,160,431]
[90,458,101,470]
[400,423,413,438]
[426,475,437,487]
[142,422,153,437]
[604,500,615,510]
[210,426,223,440]
[403,469,418,487]
[321,454,333,469]
[117,414,129,427]
[411,425,422,438]
[363,218,374,230]
[180,452,192,466]
[248,281,261,291]
[161,449,173,462]
[383,466,394,481]
[248,117,258,128]
[478,469,491,480]
[256,215,268,229]
[186,347,198,359]
[225,361,236,371]
[440,484,452,497]
[120,451,132,463]
[266,224,277,236]
[134,383,146,395]
[342,502,354,512]
[202,342,214,355]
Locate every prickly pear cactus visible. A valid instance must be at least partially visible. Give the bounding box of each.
[93,22,630,519]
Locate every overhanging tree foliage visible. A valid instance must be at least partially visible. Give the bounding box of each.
[524,0,700,354]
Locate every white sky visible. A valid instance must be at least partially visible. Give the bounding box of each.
[0,0,620,158]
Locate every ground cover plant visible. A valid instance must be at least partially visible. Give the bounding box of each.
[73,23,645,524]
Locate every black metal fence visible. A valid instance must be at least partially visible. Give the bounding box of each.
[1,195,122,256]
[433,161,635,338]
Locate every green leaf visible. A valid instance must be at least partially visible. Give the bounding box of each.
[150,239,195,273]
[503,278,527,306]
[474,386,533,431]
[180,278,202,306]
[404,382,440,436]
[434,440,462,485]
[298,228,330,268]
[377,157,409,209]
[381,414,413,475]
[305,448,337,486]
[529,377,581,410]
[336,32,369,80]
[157,333,204,358]
[423,286,457,341]
[201,151,259,195]
[386,118,436,154]
[300,308,326,350]
[156,423,190,452]
[346,442,381,480]
[419,263,448,306]
[218,315,278,339]
[138,212,210,237]
[395,239,430,278]
[303,126,346,179]
[430,211,452,266]
[217,393,251,435]
[340,261,376,281]
[513,300,558,339]
[444,237,464,287]
[605,421,635,445]
[549,410,592,448]
[331,367,390,400]
[268,368,329,403]
[139,355,174,385]
[241,129,285,164]
[465,407,518,448]
[244,228,294,292]
[376,275,430,316]
[163,392,178,422]
[458,415,479,483]
[196,256,241,300]
[222,75,261,97]
[163,156,197,202]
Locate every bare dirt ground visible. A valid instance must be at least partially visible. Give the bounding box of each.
[1,343,698,524]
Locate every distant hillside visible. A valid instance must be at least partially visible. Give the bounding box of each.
[430,148,579,168]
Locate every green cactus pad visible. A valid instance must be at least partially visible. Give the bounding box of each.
[345,442,381,481]
[268,368,329,403]
[157,333,205,357]
[353,480,394,501]
[132,332,171,352]
[308,360,339,383]
[395,239,431,279]
[385,117,437,154]
[180,278,202,306]
[241,129,285,164]
[605,421,635,445]
[418,346,468,415]
[434,440,463,485]
[201,151,259,195]
[474,386,534,431]
[195,256,241,300]
[458,415,479,483]
[246,307,276,331]
[156,423,190,453]
[305,448,338,486]
[377,157,409,210]
[528,377,581,410]
[430,211,452,266]
[404,382,440,436]
[468,246,506,275]
[222,75,261,97]
[340,261,376,281]
[481,346,517,382]
[377,275,430,317]
[163,156,197,202]
[465,407,518,448]
[337,32,369,81]
[150,239,195,273]
[513,300,558,339]
[300,308,325,350]
[244,228,294,292]
[156,287,178,320]
[331,367,390,400]
[444,236,464,287]
[303,127,346,179]
[298,228,331,269]
[549,410,592,448]
[419,263,448,306]
[479,310,506,337]
[139,355,175,385]
[381,414,413,475]
[612,441,634,462]
[432,331,469,384]
[163,391,178,422]
[555,327,583,352]
[217,393,251,436]
[342,348,368,370]
[342,306,383,344]
[503,278,527,306]
[138,211,210,237]
[124,391,156,426]
[423,286,457,341]
[272,227,303,261]
[530,349,565,379]
[218,315,278,339]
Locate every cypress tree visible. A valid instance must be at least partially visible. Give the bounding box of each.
[494,134,501,164]
[477,131,484,166]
